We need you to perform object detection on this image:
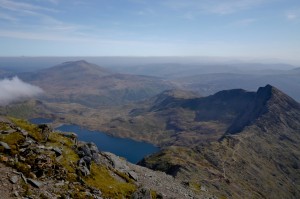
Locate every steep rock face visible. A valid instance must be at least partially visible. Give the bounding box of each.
[138,85,300,198]
[182,89,255,122]
[226,84,300,134]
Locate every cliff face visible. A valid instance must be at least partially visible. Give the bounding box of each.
[226,84,300,134]
[139,85,300,199]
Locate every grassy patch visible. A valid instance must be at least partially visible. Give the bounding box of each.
[0,132,25,155]
[10,118,43,141]
[84,163,136,198]
[0,123,11,131]
[47,132,79,177]
[0,132,25,145]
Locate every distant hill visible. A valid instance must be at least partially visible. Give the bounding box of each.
[292,67,300,73]
[138,85,300,198]
[104,87,257,146]
[20,60,173,107]
[173,72,300,101]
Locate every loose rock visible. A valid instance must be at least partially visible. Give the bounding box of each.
[9,175,19,184]
[27,178,43,188]
[0,141,11,150]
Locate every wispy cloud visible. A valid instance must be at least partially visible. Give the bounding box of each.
[0,12,17,22]
[0,30,93,42]
[163,0,270,15]
[136,8,156,16]
[48,0,60,5]
[0,76,43,105]
[231,18,257,26]
[0,0,91,42]
[0,0,57,12]
[285,10,299,21]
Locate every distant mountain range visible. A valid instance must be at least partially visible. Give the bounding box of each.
[19,60,173,107]
[1,58,299,198]
[173,71,300,101]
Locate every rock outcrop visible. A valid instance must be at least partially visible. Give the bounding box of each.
[0,117,213,198]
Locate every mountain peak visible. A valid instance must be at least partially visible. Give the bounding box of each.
[61,60,89,66]
[42,60,112,78]
[226,84,300,135]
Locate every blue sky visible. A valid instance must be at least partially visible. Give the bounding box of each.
[0,0,299,62]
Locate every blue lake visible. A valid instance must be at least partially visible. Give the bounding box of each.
[30,118,159,163]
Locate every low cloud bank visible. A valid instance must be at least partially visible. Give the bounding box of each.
[0,76,43,105]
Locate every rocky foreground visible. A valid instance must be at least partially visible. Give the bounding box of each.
[0,116,215,199]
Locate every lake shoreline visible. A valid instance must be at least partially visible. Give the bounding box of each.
[30,118,160,164]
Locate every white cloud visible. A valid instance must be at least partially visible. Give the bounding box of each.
[0,76,43,105]
[286,11,298,20]
[163,0,270,15]
[0,0,57,12]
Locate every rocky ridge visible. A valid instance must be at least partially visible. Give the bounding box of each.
[138,85,300,198]
[0,116,214,199]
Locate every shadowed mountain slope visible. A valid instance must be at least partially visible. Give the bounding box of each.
[138,85,300,198]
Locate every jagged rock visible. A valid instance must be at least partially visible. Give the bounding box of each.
[27,178,43,188]
[55,181,65,187]
[9,175,19,184]
[14,191,19,197]
[38,124,52,141]
[21,138,37,148]
[20,130,28,136]
[78,144,92,157]
[92,153,100,164]
[79,166,90,176]
[61,132,78,145]
[0,141,11,150]
[131,188,152,199]
[88,142,99,154]
[0,129,15,134]
[52,147,63,156]
[37,145,45,149]
[128,171,138,181]
[104,152,130,172]
[82,156,92,169]
[92,189,102,195]
[201,185,208,192]
[20,173,27,183]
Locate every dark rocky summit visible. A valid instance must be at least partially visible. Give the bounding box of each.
[138,85,300,199]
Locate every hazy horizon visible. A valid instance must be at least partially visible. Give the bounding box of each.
[0,0,299,63]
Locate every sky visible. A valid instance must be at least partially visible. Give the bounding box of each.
[0,0,299,61]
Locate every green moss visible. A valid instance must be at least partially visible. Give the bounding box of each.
[0,123,10,131]
[48,132,74,147]
[47,132,79,175]
[0,132,25,145]
[10,118,43,141]
[84,163,136,198]
[13,161,31,177]
[189,182,201,192]
[151,190,157,198]
[0,132,25,155]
